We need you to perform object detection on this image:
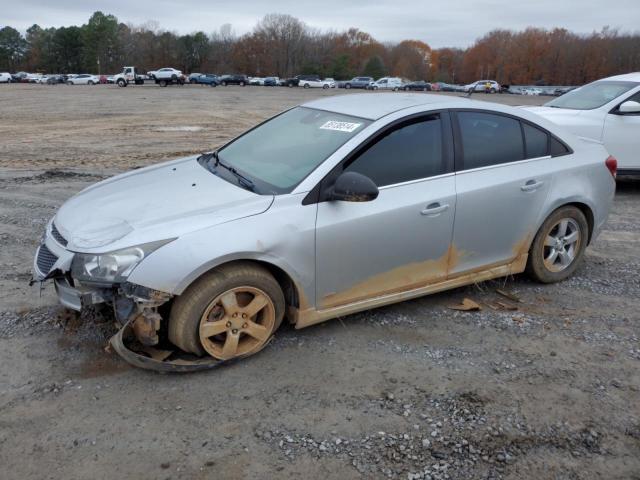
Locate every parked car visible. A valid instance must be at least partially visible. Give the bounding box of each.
[197,74,219,87]
[188,73,202,84]
[32,93,616,370]
[0,72,12,83]
[522,87,543,96]
[249,77,264,86]
[11,72,28,82]
[431,82,455,92]
[219,74,248,86]
[67,74,100,85]
[46,75,66,85]
[524,72,640,174]
[403,80,432,92]
[465,80,501,93]
[341,77,374,89]
[279,75,318,88]
[371,77,404,91]
[299,77,335,89]
[26,73,43,83]
[263,77,279,87]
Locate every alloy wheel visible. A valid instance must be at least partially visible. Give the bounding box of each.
[542,218,581,272]
[198,286,276,360]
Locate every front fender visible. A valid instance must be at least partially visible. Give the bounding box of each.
[126,193,317,307]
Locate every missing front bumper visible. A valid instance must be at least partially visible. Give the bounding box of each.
[54,277,109,311]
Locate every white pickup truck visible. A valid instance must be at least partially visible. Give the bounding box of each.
[113,66,146,87]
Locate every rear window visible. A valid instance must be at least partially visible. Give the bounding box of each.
[550,137,570,156]
[457,112,524,169]
[523,123,549,158]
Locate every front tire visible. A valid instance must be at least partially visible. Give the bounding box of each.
[527,206,589,283]
[117,79,126,87]
[159,79,167,87]
[168,263,285,360]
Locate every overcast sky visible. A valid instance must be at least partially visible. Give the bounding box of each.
[2,0,638,48]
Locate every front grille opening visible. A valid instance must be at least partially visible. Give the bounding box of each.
[36,244,58,274]
[51,223,68,246]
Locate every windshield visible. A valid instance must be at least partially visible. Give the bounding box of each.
[216,107,371,194]
[546,81,638,110]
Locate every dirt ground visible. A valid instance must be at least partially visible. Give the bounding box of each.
[0,84,639,480]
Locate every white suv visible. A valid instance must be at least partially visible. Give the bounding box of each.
[466,80,501,93]
[0,72,11,83]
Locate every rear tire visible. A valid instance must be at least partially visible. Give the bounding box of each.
[527,206,589,283]
[159,80,167,87]
[168,262,285,359]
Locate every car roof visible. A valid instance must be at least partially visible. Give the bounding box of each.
[303,93,478,120]
[598,72,640,83]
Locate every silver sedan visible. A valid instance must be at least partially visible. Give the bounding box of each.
[33,94,616,368]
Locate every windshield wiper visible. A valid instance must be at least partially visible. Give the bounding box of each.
[202,150,256,192]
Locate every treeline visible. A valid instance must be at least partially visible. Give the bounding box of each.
[1,11,639,85]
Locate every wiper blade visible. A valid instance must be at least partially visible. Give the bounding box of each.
[208,151,256,192]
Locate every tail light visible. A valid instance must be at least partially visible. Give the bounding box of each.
[605,155,617,178]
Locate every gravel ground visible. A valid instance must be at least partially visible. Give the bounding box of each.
[0,84,639,480]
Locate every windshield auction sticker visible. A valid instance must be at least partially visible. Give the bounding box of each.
[320,121,362,133]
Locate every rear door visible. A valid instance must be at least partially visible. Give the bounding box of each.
[450,110,555,275]
[602,91,640,171]
[315,113,456,309]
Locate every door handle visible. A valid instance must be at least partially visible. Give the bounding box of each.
[421,203,449,216]
[521,180,544,192]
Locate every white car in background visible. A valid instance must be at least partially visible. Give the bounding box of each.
[524,72,640,174]
[522,87,543,96]
[67,74,99,85]
[371,77,404,91]
[150,68,183,80]
[466,80,501,93]
[299,78,335,89]
[0,72,11,83]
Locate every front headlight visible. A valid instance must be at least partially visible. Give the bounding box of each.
[71,239,174,283]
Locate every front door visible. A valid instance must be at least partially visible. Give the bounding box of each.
[603,91,640,171]
[315,113,456,309]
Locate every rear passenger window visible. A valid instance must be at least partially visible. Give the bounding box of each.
[345,115,444,186]
[457,112,524,169]
[523,123,549,158]
[550,137,571,156]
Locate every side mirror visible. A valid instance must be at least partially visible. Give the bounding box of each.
[330,171,379,202]
[618,100,640,114]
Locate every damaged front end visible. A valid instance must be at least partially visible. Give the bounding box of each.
[33,220,227,372]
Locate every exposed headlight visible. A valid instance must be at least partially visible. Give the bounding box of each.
[71,239,174,283]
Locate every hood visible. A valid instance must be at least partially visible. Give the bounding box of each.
[520,106,583,120]
[55,156,274,252]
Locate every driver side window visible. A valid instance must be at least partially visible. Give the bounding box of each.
[344,114,445,187]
